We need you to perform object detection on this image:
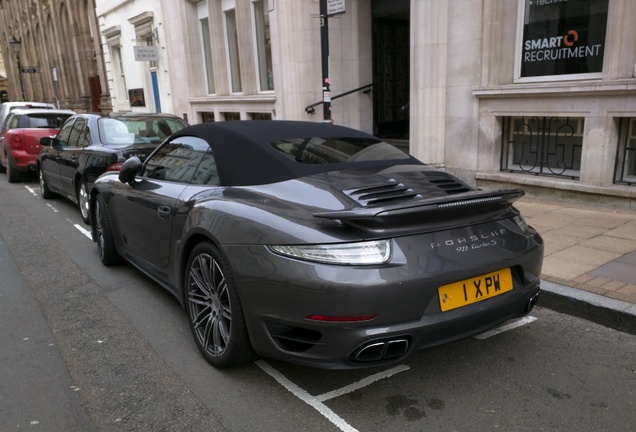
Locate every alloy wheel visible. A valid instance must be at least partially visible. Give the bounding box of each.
[187,253,232,359]
[78,180,90,224]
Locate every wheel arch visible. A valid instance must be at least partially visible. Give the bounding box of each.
[178,231,225,307]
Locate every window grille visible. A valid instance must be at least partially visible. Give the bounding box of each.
[614,118,636,185]
[501,116,583,179]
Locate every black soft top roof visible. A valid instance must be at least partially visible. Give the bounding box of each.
[170,120,422,186]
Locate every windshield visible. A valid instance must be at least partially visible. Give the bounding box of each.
[98,116,188,145]
[272,137,410,164]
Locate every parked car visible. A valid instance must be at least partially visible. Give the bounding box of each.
[0,109,75,182]
[0,101,56,130]
[38,113,189,224]
[89,120,544,369]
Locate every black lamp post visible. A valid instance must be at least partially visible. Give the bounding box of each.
[9,35,26,101]
[319,0,331,123]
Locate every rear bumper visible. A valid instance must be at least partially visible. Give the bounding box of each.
[223,221,544,369]
[7,151,37,172]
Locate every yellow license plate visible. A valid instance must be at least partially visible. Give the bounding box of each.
[438,268,513,312]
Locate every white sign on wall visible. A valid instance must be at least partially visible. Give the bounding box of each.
[327,0,345,16]
[133,45,160,62]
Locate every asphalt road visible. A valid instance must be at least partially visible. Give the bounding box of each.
[1,177,635,432]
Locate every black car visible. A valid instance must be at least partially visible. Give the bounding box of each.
[89,120,544,369]
[38,113,188,223]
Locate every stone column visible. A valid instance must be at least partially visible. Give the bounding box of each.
[410,0,448,166]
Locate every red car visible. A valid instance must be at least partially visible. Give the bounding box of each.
[0,108,75,182]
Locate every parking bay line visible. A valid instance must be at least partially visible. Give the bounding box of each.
[474,315,537,340]
[73,223,92,240]
[23,185,38,197]
[256,360,409,432]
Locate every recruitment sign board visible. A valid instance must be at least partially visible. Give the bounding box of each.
[520,0,608,78]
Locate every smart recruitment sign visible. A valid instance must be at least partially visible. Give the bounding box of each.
[521,0,608,78]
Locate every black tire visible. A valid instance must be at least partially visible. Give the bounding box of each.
[38,167,55,199]
[184,242,256,368]
[95,193,121,266]
[6,155,20,183]
[77,179,90,224]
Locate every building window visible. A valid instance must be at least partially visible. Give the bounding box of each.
[225,8,242,93]
[501,116,583,179]
[615,118,636,185]
[516,0,608,81]
[144,32,158,69]
[200,18,215,94]
[222,112,241,121]
[201,112,215,123]
[249,112,272,120]
[253,0,273,91]
[113,45,128,102]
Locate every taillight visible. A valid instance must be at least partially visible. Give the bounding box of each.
[106,162,124,172]
[11,134,23,150]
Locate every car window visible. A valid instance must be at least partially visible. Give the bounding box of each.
[143,136,217,184]
[99,118,135,145]
[56,119,76,147]
[23,113,71,128]
[67,117,86,147]
[272,137,409,164]
[67,117,89,147]
[105,116,188,145]
[4,114,18,131]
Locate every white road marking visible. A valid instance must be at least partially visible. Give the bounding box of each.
[315,364,410,402]
[474,315,538,340]
[256,360,409,432]
[74,224,92,239]
[45,203,59,213]
[23,185,38,196]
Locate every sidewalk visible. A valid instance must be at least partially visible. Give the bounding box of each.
[514,197,636,334]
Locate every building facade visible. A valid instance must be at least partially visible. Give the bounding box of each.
[0,0,110,111]
[3,0,634,207]
[0,51,8,102]
[96,0,173,114]
[157,0,635,207]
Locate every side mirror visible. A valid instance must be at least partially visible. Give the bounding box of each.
[119,156,142,185]
[40,136,56,147]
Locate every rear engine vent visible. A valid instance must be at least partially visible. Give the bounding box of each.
[426,173,472,194]
[345,180,420,206]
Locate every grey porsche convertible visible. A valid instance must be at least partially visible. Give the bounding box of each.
[89,120,543,369]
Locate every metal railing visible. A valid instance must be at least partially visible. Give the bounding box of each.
[501,116,583,180]
[305,83,374,115]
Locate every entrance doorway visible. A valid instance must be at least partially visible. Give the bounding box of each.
[372,0,410,139]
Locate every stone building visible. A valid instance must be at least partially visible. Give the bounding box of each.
[0,51,8,102]
[95,0,172,114]
[3,0,635,208]
[0,0,110,111]
[159,0,636,208]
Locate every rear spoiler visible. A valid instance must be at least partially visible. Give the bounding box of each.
[313,189,525,221]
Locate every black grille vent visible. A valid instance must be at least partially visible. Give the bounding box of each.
[345,181,420,206]
[426,174,472,194]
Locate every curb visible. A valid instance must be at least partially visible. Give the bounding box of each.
[538,281,636,336]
